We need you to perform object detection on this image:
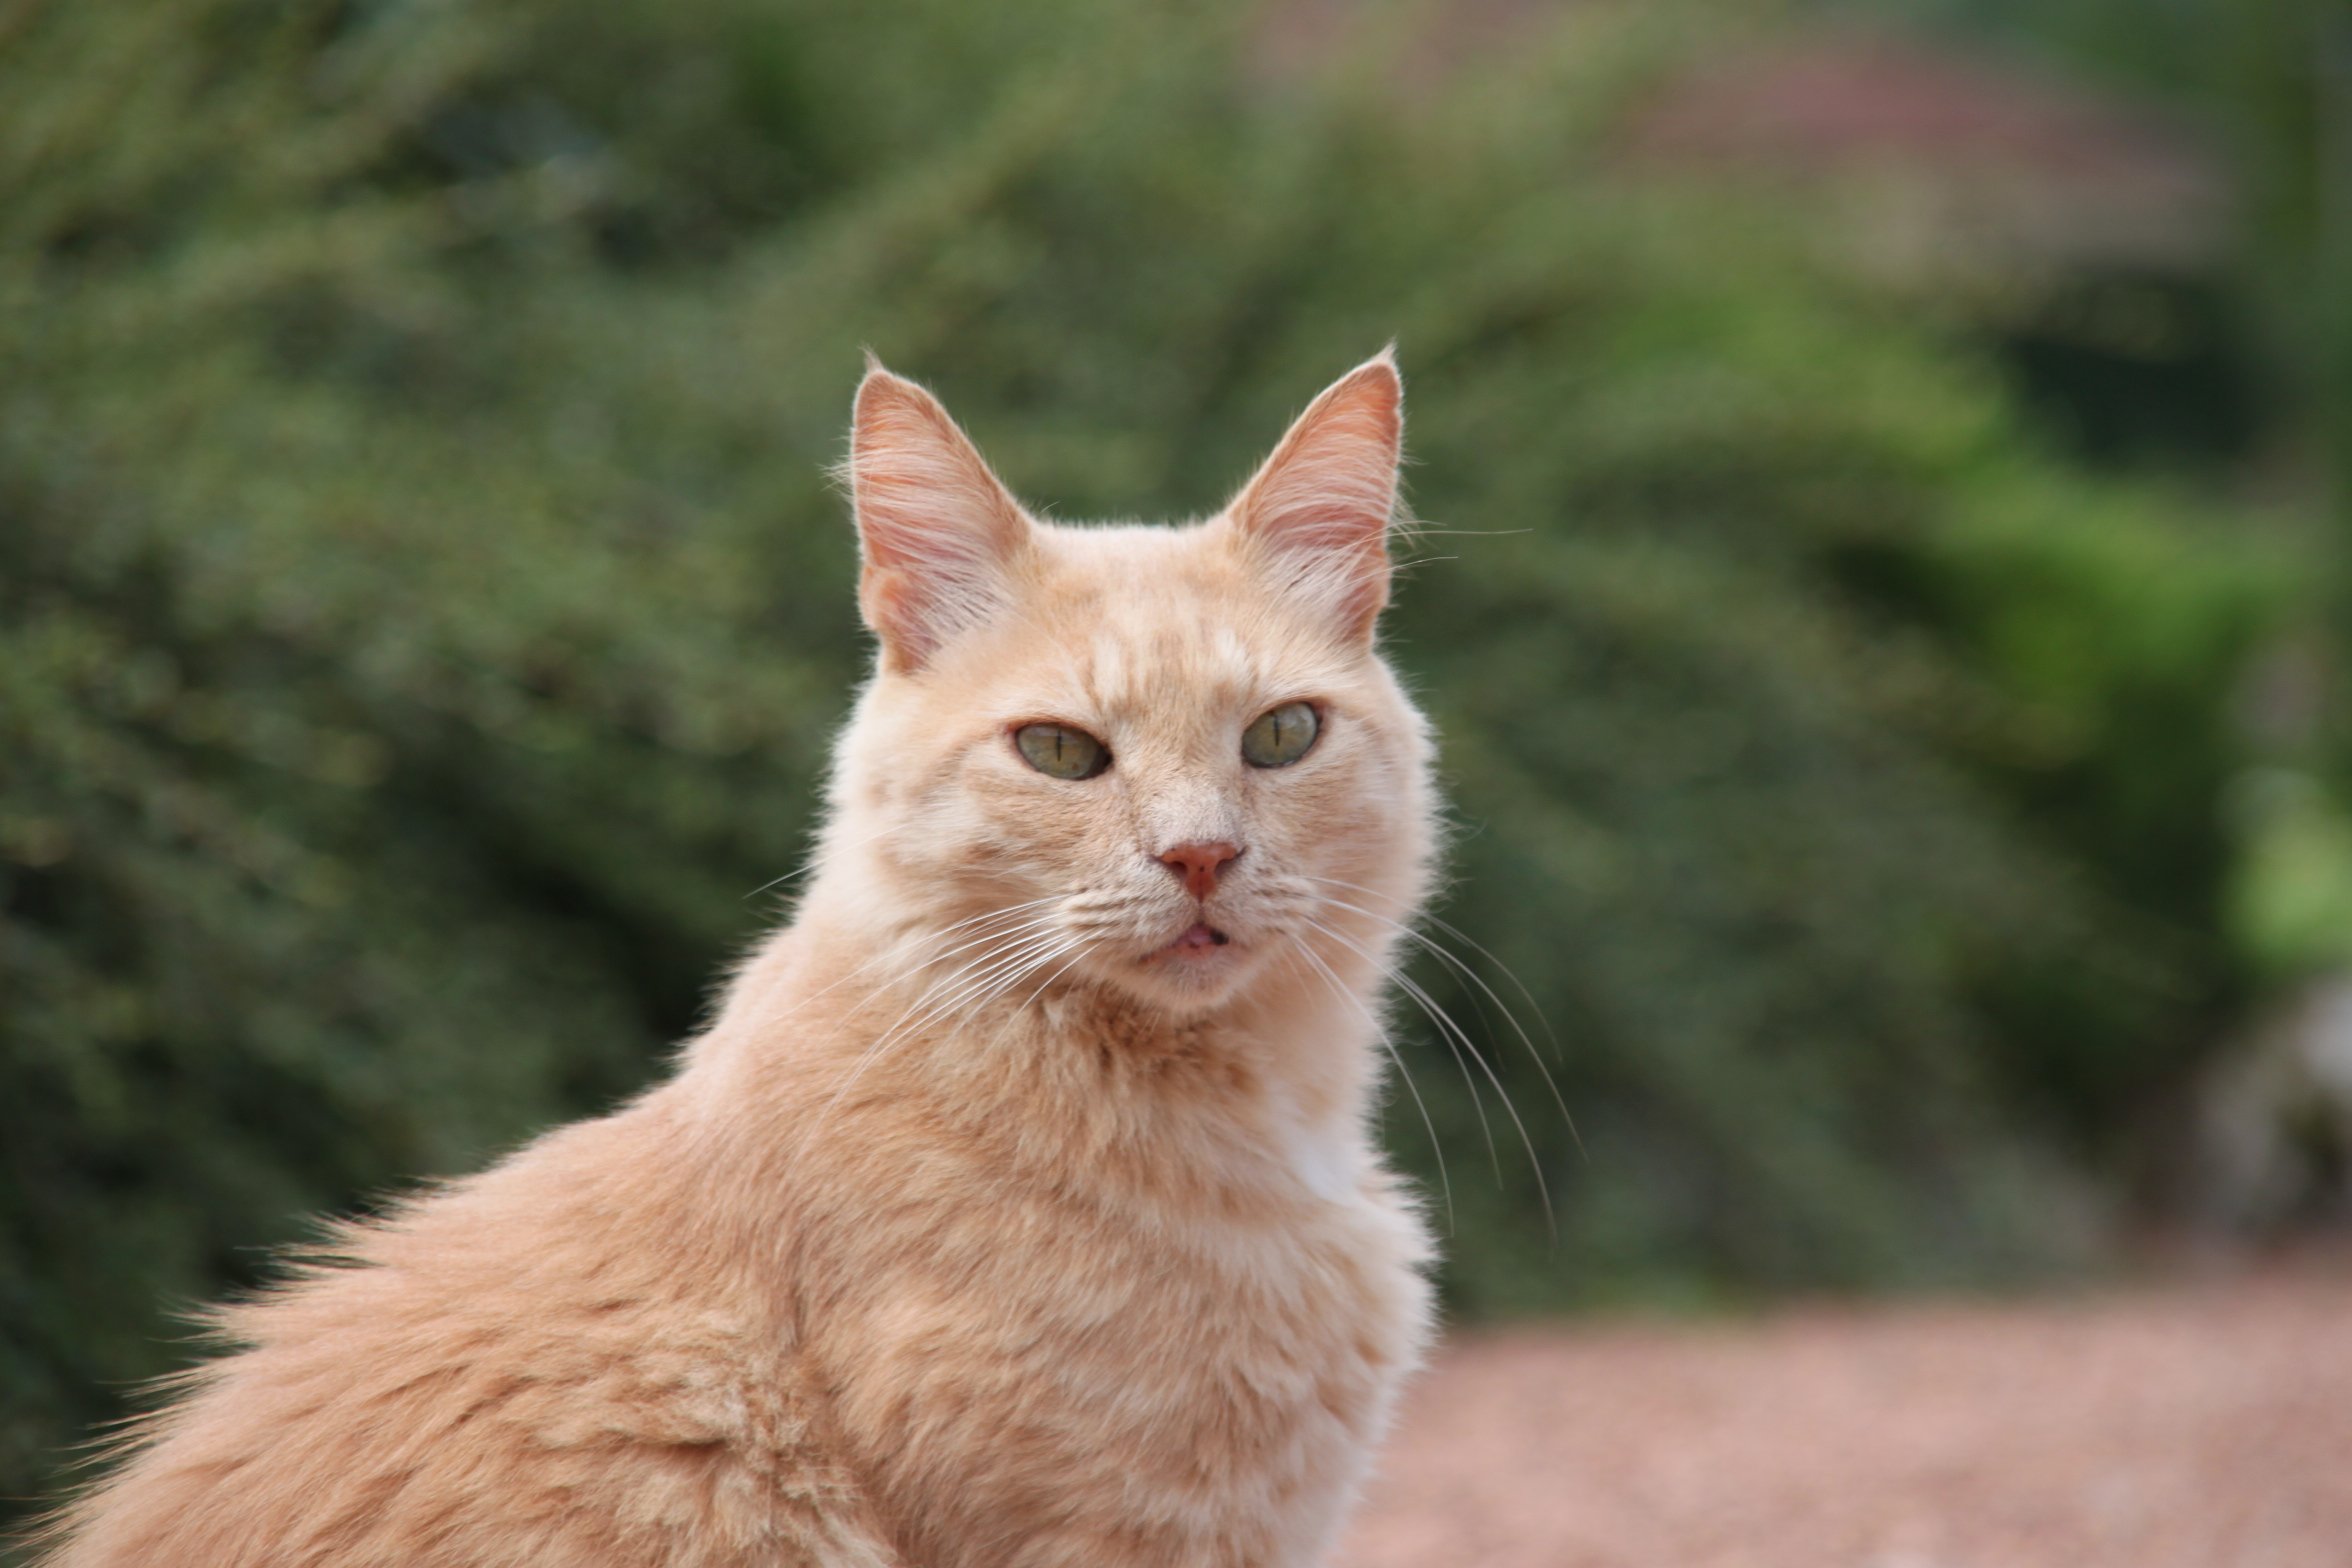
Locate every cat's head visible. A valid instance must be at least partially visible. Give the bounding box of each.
[819,353,1435,1021]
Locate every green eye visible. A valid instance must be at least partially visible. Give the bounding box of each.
[1242,701,1320,769]
[1014,722,1110,780]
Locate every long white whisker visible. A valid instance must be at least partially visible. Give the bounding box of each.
[1010,936,1097,1021]
[1288,942,1453,1232]
[897,932,1075,1039]
[897,905,1069,981]
[785,934,1072,1181]
[1305,884,1580,1156]
[1307,916,1555,1236]
[783,908,1072,1177]
[1309,875,1566,1064]
[857,927,1078,1071]
[741,818,908,902]
[1305,916,1499,1184]
[744,897,1067,1037]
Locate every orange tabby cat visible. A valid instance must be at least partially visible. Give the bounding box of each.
[33,352,1439,1566]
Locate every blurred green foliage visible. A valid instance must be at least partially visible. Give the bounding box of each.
[0,0,2312,1526]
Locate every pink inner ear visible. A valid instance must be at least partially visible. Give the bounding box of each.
[849,369,1032,673]
[1273,503,1388,554]
[1230,357,1403,639]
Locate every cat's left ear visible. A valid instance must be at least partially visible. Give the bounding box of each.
[848,359,1034,675]
[1227,349,1403,645]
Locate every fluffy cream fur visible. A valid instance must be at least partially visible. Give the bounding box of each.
[33,353,1440,1567]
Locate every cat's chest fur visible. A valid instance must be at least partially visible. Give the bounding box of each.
[774,1008,1435,1568]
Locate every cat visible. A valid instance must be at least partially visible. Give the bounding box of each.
[31,351,1441,1567]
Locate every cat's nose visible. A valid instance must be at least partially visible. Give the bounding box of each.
[1157,840,1241,901]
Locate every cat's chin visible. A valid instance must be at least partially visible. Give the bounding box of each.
[1107,926,1261,1014]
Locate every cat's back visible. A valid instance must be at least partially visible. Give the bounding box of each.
[38,1089,875,1568]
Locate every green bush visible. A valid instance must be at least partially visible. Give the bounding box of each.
[0,0,2301,1523]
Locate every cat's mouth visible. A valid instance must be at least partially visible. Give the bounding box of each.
[1154,921,1233,959]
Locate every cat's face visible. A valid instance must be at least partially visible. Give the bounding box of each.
[824,355,1433,1019]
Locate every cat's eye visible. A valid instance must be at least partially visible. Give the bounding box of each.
[1014,722,1110,780]
[1241,702,1320,769]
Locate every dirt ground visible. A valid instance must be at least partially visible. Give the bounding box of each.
[1339,1256,2352,1568]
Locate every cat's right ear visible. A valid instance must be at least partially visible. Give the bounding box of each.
[847,359,1034,675]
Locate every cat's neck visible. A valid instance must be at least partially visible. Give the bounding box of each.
[689,889,1387,1205]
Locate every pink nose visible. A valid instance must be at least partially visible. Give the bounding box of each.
[1158,840,1241,901]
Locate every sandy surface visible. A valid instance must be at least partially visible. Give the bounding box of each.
[1339,1260,2352,1568]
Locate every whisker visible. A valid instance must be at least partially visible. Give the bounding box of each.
[1309,875,1564,1060]
[785,932,1075,1180]
[1304,880,1580,1158]
[741,818,907,903]
[781,906,1072,1177]
[1398,527,1532,538]
[1304,916,1499,1186]
[755,897,1066,1030]
[1287,943,1454,1232]
[881,929,1076,1049]
[1009,941,1094,1023]
[1306,916,1555,1237]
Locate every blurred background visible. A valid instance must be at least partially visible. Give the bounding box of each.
[3,0,2348,1541]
